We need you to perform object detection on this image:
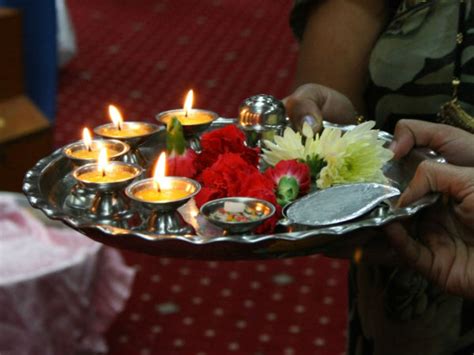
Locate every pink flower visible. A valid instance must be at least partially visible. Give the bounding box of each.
[264,160,311,206]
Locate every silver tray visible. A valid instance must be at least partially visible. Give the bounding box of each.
[23,119,445,260]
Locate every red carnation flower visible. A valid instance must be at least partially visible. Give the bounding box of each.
[196,125,260,173]
[166,149,198,178]
[264,159,311,206]
[196,153,260,203]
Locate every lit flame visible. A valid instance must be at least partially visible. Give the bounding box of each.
[183,89,194,117]
[82,127,92,151]
[153,152,167,191]
[108,104,123,130]
[98,147,109,176]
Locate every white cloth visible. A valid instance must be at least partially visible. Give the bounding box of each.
[0,193,135,354]
[56,0,77,67]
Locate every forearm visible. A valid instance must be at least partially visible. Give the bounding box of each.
[294,0,389,114]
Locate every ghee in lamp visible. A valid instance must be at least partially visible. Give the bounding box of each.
[69,149,102,160]
[160,111,215,126]
[66,142,123,160]
[78,166,137,183]
[133,179,195,202]
[96,122,155,138]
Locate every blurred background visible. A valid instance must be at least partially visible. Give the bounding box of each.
[0,1,349,354]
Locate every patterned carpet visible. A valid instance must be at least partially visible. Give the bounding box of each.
[56,1,349,354]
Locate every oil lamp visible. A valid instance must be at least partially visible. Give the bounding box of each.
[63,128,130,210]
[73,148,142,223]
[156,90,218,152]
[125,151,200,234]
[63,127,130,164]
[94,105,162,166]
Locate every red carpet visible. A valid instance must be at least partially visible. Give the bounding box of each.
[56,1,348,354]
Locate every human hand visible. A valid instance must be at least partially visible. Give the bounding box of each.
[385,120,474,299]
[385,144,474,299]
[391,119,474,166]
[322,120,474,273]
[282,83,357,133]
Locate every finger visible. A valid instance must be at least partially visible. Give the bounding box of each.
[384,222,433,275]
[283,95,324,133]
[398,161,474,207]
[391,119,474,165]
[284,83,356,132]
[318,88,357,123]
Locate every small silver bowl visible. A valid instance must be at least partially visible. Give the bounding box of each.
[200,197,276,234]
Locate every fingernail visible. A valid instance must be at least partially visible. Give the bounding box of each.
[301,114,321,131]
[302,114,316,126]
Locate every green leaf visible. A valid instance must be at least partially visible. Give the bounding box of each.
[276,176,299,206]
[302,154,326,178]
[166,116,186,155]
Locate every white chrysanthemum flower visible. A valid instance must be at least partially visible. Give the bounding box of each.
[262,124,308,166]
[262,120,393,189]
[316,121,394,188]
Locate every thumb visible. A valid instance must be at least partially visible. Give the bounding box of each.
[391,119,474,164]
[283,83,356,133]
[399,161,474,207]
[283,95,323,133]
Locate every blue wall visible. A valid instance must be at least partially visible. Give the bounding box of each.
[0,0,57,122]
